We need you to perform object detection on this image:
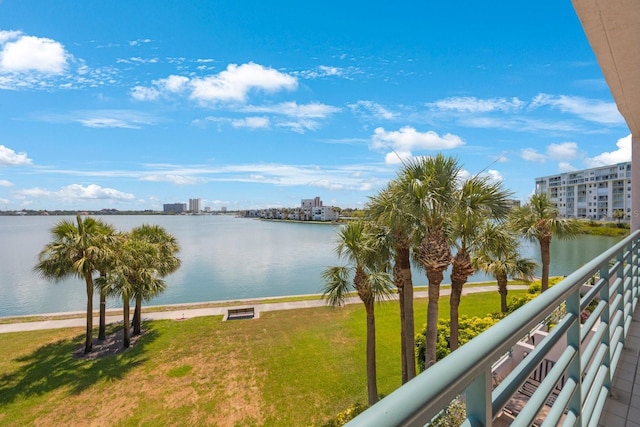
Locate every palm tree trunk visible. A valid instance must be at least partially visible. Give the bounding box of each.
[421,229,451,368]
[399,286,407,383]
[123,294,131,348]
[497,273,509,313]
[449,285,462,352]
[426,275,441,368]
[365,299,379,406]
[133,295,142,335]
[397,245,416,381]
[450,250,474,351]
[84,273,94,353]
[393,259,407,384]
[98,284,107,341]
[540,237,551,292]
[403,276,416,380]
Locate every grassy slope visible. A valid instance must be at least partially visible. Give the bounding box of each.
[0,289,526,426]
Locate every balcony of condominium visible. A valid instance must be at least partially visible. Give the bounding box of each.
[345,0,640,425]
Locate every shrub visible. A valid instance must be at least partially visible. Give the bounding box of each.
[429,396,466,427]
[320,403,367,427]
[507,293,538,312]
[416,314,503,372]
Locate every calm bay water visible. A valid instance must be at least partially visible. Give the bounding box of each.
[0,215,623,317]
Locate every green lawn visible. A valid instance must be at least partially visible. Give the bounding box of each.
[0,289,526,426]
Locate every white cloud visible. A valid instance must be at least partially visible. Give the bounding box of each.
[0,34,68,74]
[384,150,412,165]
[189,62,297,103]
[128,39,152,46]
[521,148,546,162]
[0,179,13,186]
[485,169,503,182]
[521,142,579,163]
[131,86,160,101]
[157,75,189,92]
[371,126,465,152]
[0,30,22,44]
[132,62,298,105]
[277,119,321,133]
[242,101,340,119]
[17,184,135,201]
[296,65,353,79]
[348,100,397,120]
[141,174,202,185]
[235,102,339,133]
[530,94,624,125]
[78,118,141,129]
[428,96,525,113]
[546,142,578,160]
[231,116,270,129]
[0,145,32,166]
[40,109,156,129]
[558,162,577,172]
[584,134,632,167]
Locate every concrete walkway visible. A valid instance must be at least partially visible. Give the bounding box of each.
[0,285,526,334]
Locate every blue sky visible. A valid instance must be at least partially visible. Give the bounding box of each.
[0,0,631,211]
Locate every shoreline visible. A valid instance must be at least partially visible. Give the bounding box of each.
[0,285,528,334]
[0,282,533,332]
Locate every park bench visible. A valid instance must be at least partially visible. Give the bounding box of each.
[225,307,255,320]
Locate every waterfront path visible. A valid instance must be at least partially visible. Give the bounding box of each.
[0,285,527,334]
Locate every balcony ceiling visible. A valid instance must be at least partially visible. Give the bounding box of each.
[572,0,640,135]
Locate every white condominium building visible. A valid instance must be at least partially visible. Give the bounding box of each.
[189,198,202,214]
[535,162,632,220]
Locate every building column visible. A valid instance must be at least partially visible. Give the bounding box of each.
[633,134,640,231]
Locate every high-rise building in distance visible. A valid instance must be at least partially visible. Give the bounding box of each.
[535,162,632,220]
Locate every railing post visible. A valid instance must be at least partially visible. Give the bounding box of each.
[465,366,491,426]
[567,290,582,425]
[633,237,639,310]
[616,249,627,337]
[599,262,612,390]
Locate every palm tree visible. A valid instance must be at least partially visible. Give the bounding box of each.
[97,235,148,348]
[367,181,418,383]
[398,154,461,368]
[473,222,537,313]
[129,225,181,335]
[34,215,113,353]
[95,222,117,341]
[448,176,512,350]
[322,220,394,406]
[509,193,582,292]
[612,209,625,226]
[97,225,180,347]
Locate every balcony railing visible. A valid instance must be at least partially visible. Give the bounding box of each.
[347,230,640,427]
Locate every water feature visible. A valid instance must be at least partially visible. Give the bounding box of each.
[0,215,623,317]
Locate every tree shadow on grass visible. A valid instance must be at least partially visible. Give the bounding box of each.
[0,324,158,406]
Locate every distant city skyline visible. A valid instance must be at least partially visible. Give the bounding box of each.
[0,1,631,212]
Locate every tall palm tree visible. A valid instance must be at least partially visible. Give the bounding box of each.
[448,176,512,350]
[34,215,113,353]
[95,222,118,341]
[322,220,394,406]
[97,225,180,347]
[398,154,461,368]
[509,193,582,292]
[129,225,181,335]
[367,181,418,383]
[97,236,150,348]
[474,222,537,313]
